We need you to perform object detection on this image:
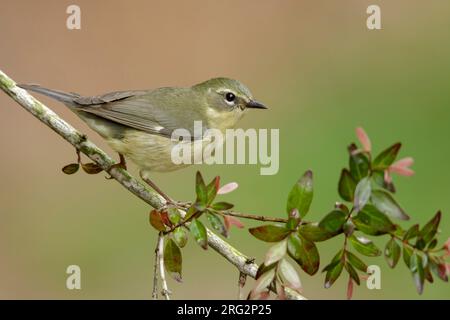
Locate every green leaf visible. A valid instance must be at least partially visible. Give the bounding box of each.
[319,210,347,233]
[410,253,425,294]
[349,152,370,182]
[424,264,434,283]
[384,237,401,268]
[190,218,208,249]
[343,220,355,237]
[249,225,291,242]
[149,210,166,231]
[265,239,287,266]
[345,262,360,285]
[256,262,277,279]
[206,212,227,237]
[173,227,188,248]
[324,256,344,289]
[372,170,396,193]
[427,239,438,250]
[206,176,220,205]
[287,233,320,275]
[278,259,302,291]
[62,163,80,175]
[286,208,301,230]
[402,244,413,267]
[81,162,103,174]
[164,238,182,282]
[183,205,198,222]
[335,203,350,214]
[418,211,441,244]
[323,250,344,272]
[195,171,207,205]
[415,238,426,250]
[373,143,402,169]
[286,170,314,218]
[299,223,337,242]
[352,204,396,235]
[211,202,234,211]
[349,235,381,257]
[167,207,181,225]
[371,190,410,220]
[403,224,419,241]
[346,251,368,272]
[338,169,357,202]
[353,177,371,212]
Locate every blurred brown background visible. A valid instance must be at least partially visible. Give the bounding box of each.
[0,0,449,299]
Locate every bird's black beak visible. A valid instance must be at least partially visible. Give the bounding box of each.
[246,100,268,109]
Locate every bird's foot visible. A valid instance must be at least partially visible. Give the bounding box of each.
[106,153,127,179]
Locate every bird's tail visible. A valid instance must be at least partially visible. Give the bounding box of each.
[18,84,80,104]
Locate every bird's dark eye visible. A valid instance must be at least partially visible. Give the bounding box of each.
[225,92,236,103]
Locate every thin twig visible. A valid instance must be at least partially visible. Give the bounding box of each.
[238,271,247,300]
[152,233,160,300]
[221,210,287,223]
[157,233,171,300]
[0,69,306,300]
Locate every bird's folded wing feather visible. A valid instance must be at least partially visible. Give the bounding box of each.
[72,88,205,139]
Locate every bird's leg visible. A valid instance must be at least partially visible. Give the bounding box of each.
[106,153,128,179]
[139,171,174,205]
[111,153,127,170]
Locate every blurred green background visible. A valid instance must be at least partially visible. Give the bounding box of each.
[0,0,449,299]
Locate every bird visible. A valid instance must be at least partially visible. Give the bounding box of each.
[19,78,267,201]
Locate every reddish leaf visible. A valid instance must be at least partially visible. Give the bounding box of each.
[356,127,371,152]
[249,225,290,242]
[347,277,354,300]
[81,162,103,174]
[62,163,79,175]
[160,211,172,227]
[217,182,238,195]
[149,210,166,231]
[223,215,244,231]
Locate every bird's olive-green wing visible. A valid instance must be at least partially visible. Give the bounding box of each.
[73,88,208,139]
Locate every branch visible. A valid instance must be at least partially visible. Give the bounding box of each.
[0,69,306,300]
[157,233,171,300]
[152,233,160,300]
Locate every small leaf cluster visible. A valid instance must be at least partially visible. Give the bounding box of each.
[149,172,241,283]
[249,129,448,298]
[248,171,316,298]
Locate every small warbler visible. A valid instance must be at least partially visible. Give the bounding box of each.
[20,78,266,200]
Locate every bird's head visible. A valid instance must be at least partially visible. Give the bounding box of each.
[192,77,267,130]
